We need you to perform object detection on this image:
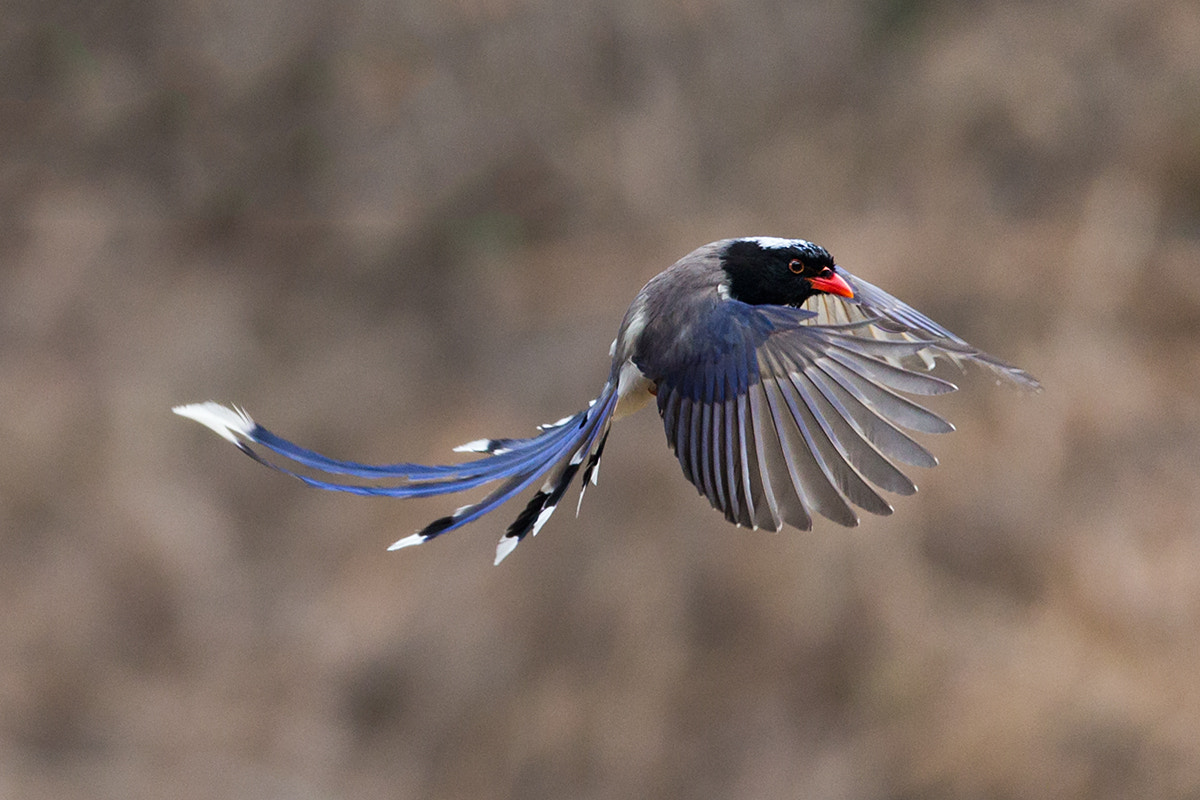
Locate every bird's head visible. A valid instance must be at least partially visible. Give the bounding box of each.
[719,237,854,307]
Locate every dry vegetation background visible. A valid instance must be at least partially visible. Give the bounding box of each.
[4,0,1200,798]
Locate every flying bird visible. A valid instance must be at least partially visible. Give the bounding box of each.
[175,237,1040,564]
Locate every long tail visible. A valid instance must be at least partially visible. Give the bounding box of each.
[173,388,618,564]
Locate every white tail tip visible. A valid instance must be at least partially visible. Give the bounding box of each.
[494,535,520,565]
[173,402,255,443]
[387,533,426,551]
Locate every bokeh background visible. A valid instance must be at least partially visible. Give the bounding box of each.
[5,0,1200,797]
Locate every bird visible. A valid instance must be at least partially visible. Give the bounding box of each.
[175,236,1040,564]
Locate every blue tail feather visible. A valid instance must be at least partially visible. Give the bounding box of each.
[233,406,595,499]
[246,412,585,483]
[177,387,619,560]
[409,388,618,544]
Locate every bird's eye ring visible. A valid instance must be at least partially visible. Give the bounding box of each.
[788,259,803,274]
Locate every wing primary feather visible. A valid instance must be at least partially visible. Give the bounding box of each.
[820,356,955,434]
[781,358,916,496]
[836,269,1043,391]
[735,392,761,528]
[677,397,695,484]
[698,397,716,506]
[759,372,824,528]
[661,389,681,450]
[720,373,745,525]
[807,361,939,468]
[746,381,786,531]
[689,393,709,502]
[697,362,719,507]
[818,332,945,362]
[768,351,893,517]
[708,376,730,518]
[758,359,851,526]
[822,348,958,397]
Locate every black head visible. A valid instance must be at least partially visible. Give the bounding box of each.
[719,237,853,306]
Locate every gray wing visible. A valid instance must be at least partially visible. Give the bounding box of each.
[797,267,1043,391]
[641,301,962,531]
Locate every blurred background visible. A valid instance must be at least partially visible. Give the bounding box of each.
[4,0,1200,797]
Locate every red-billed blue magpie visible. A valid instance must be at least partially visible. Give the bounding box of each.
[176,237,1040,564]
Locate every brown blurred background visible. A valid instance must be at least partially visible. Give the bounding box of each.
[4,0,1200,798]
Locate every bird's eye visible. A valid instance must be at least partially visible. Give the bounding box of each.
[788,259,804,274]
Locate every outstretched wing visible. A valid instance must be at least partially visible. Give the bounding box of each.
[794,268,1043,391]
[638,300,973,531]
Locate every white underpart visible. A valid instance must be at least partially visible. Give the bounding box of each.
[494,535,520,565]
[614,359,655,420]
[173,402,255,443]
[611,300,654,420]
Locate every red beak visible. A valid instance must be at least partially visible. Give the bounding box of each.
[808,272,854,299]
